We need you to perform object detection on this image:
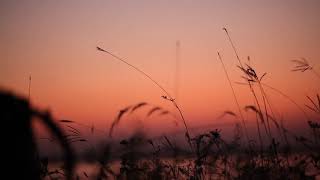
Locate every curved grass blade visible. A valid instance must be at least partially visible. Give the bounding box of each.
[60,120,74,123]
[245,105,264,123]
[109,106,131,137]
[147,106,162,117]
[130,102,148,113]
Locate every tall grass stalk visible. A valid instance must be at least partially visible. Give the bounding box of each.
[223,28,243,68]
[249,83,272,140]
[254,109,264,153]
[217,52,250,143]
[223,28,273,141]
[96,47,190,139]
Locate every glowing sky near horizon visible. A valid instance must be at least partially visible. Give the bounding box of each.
[1,0,320,136]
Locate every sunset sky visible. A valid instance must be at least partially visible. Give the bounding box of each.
[1,0,319,138]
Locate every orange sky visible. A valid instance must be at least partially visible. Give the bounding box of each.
[1,0,320,137]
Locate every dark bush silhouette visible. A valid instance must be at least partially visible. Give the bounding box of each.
[0,89,75,180]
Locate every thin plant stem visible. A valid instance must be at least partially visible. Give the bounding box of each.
[249,82,272,140]
[258,82,285,142]
[261,88,272,137]
[96,47,190,136]
[223,28,243,68]
[255,108,263,153]
[223,27,273,141]
[217,52,250,142]
[28,75,31,101]
[261,82,310,122]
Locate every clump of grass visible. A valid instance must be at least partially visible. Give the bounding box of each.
[305,94,320,114]
[34,30,320,180]
[222,27,287,145]
[59,120,89,143]
[291,58,320,81]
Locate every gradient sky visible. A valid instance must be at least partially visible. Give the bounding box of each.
[1,0,320,137]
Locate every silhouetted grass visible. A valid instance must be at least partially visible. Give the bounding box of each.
[291,58,320,79]
[5,29,320,179]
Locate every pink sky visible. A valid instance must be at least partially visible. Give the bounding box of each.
[1,0,320,137]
